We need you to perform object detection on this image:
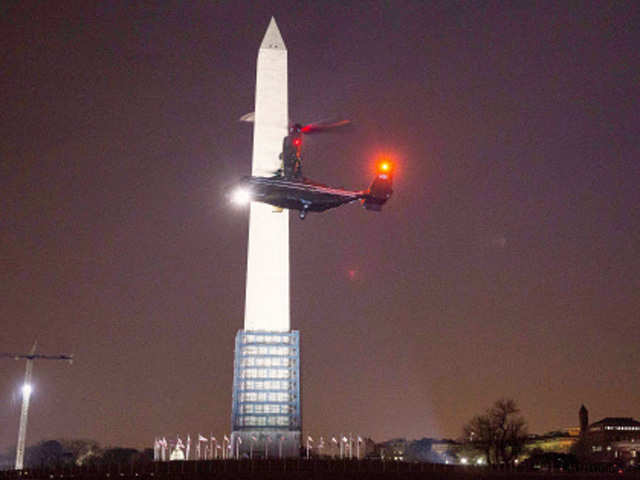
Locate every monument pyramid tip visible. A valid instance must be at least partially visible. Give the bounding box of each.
[260,17,286,50]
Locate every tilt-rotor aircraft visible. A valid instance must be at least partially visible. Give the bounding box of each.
[232,119,394,219]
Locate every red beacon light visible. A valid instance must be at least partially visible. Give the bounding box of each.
[377,159,393,177]
[293,138,302,147]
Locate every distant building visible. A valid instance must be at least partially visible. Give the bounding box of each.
[578,405,640,466]
[525,431,578,455]
[431,439,462,463]
[376,438,407,461]
[374,438,461,463]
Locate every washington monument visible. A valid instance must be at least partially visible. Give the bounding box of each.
[230,18,301,458]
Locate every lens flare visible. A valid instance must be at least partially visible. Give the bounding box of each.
[231,188,252,205]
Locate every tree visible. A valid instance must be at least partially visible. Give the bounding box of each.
[25,440,67,468]
[58,439,101,466]
[463,398,528,466]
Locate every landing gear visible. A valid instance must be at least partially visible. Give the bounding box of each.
[299,201,311,220]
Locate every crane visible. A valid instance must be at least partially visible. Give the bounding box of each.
[1,342,73,470]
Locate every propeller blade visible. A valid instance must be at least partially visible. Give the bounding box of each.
[300,119,351,134]
[239,112,255,122]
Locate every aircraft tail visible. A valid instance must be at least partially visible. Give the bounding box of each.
[363,162,393,211]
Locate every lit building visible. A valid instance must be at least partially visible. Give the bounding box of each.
[579,405,640,466]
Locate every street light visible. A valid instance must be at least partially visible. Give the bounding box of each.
[2,342,72,470]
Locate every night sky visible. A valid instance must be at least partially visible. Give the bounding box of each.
[2,1,639,451]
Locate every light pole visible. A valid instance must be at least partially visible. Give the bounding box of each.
[16,372,33,471]
[279,435,284,459]
[1,342,72,470]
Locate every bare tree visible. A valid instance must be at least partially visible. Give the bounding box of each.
[463,398,527,466]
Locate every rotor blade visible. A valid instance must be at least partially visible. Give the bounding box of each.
[31,354,74,361]
[0,353,23,359]
[0,353,73,361]
[239,112,255,122]
[300,119,351,134]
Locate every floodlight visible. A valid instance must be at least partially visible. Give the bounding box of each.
[231,187,252,205]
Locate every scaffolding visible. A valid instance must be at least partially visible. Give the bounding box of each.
[230,330,301,458]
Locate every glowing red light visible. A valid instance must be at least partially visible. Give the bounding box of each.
[293,138,302,147]
[378,161,392,172]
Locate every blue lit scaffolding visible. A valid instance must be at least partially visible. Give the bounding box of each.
[230,330,301,457]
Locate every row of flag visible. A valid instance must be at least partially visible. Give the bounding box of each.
[154,434,366,461]
[306,435,365,459]
[154,434,231,461]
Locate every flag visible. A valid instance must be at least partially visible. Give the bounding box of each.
[307,436,313,442]
[358,436,363,443]
[199,434,207,442]
[224,435,229,442]
[331,437,338,444]
[211,435,216,441]
[176,437,185,449]
[238,437,243,444]
[342,436,348,442]
[160,437,168,461]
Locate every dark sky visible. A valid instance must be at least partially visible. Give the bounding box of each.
[1,1,639,451]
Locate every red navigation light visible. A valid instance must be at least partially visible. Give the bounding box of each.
[293,138,302,147]
[378,160,392,173]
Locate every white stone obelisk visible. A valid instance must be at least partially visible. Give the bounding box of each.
[231,18,300,459]
[244,17,289,332]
